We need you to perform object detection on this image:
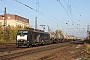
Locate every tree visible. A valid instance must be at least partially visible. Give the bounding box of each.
[0,25,26,43]
[55,30,62,34]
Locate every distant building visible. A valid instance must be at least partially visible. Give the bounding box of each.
[0,14,30,27]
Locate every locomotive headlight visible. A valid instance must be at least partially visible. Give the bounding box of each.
[27,41,29,42]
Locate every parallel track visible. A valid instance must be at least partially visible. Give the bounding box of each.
[0,43,70,60]
[43,45,83,60]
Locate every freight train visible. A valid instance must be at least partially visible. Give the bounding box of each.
[16,28,76,47]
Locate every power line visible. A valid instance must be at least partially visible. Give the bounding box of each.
[57,0,82,30]
[1,0,59,28]
[14,0,36,11]
[71,1,81,17]
[0,0,37,26]
[65,0,77,26]
[57,0,74,23]
[32,0,65,23]
[8,0,70,28]
[32,0,71,26]
[70,0,83,29]
[67,0,83,30]
[0,0,33,17]
[69,0,82,22]
[38,11,59,25]
[14,0,63,26]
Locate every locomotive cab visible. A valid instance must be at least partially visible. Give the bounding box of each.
[16,30,31,47]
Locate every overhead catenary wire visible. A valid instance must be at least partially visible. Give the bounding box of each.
[14,0,36,11]
[37,0,70,30]
[56,0,85,37]
[71,1,83,30]
[0,0,87,38]
[1,0,70,28]
[32,0,65,23]
[70,1,84,31]
[32,0,72,27]
[14,0,61,28]
[71,1,81,17]
[14,0,65,26]
[64,0,78,26]
[57,0,74,23]
[68,0,74,25]
[59,0,82,29]
[0,0,59,29]
[0,0,37,28]
[0,0,24,13]
[34,0,67,22]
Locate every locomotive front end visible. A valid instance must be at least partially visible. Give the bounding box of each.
[16,30,29,47]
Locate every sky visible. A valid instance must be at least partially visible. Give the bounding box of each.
[0,0,90,38]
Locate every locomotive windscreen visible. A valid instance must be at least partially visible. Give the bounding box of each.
[17,30,28,35]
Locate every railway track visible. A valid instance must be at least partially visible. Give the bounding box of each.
[0,40,84,60]
[0,43,70,60]
[43,45,83,60]
[15,42,84,60]
[0,43,25,53]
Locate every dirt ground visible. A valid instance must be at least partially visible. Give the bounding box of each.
[13,44,83,60]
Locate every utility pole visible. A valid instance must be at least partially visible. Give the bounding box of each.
[87,24,90,40]
[4,7,7,27]
[36,1,39,12]
[4,7,7,41]
[47,25,50,33]
[35,17,37,29]
[40,24,45,31]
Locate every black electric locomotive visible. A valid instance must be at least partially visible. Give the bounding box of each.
[16,28,51,47]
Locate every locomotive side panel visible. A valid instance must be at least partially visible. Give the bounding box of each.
[41,32,50,45]
[31,31,42,46]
